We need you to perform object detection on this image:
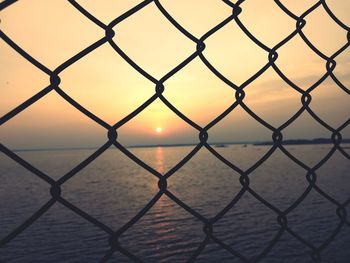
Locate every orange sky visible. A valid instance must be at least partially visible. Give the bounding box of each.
[1,0,349,149]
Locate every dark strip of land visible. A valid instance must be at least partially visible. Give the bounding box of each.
[254,138,350,146]
[11,138,350,152]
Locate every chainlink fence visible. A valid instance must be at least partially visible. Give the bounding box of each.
[0,0,349,262]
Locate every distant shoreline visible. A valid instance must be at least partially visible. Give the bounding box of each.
[127,141,254,149]
[254,138,350,146]
[10,138,350,152]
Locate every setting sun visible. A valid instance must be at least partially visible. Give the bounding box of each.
[156,127,163,134]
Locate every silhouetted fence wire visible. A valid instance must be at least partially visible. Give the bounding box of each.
[0,0,349,262]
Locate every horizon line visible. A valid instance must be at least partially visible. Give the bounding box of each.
[9,138,350,152]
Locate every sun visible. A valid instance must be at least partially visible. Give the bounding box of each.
[156,127,163,134]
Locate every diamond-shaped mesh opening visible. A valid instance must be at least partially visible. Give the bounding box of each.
[117,99,198,147]
[168,147,242,218]
[118,195,204,262]
[248,148,310,211]
[207,106,273,170]
[0,92,106,179]
[204,20,268,86]
[0,41,47,116]
[213,193,281,261]
[59,44,155,124]
[314,151,350,202]
[258,232,314,263]
[274,35,327,90]
[164,58,235,126]
[282,112,331,141]
[243,68,302,126]
[114,2,194,78]
[302,5,348,56]
[287,189,342,247]
[308,78,350,127]
[62,148,159,229]
[0,0,103,68]
[0,154,50,239]
[0,203,108,263]
[238,0,296,47]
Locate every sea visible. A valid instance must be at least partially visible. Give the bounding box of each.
[0,144,349,263]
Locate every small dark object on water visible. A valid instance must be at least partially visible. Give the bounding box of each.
[215,144,228,148]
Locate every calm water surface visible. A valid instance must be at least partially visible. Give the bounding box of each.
[0,144,349,262]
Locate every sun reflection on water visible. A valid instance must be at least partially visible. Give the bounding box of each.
[152,147,179,250]
[155,146,165,174]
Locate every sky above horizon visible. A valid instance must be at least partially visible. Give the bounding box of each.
[1,0,349,149]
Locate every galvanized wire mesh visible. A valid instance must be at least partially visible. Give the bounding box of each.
[0,0,349,262]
